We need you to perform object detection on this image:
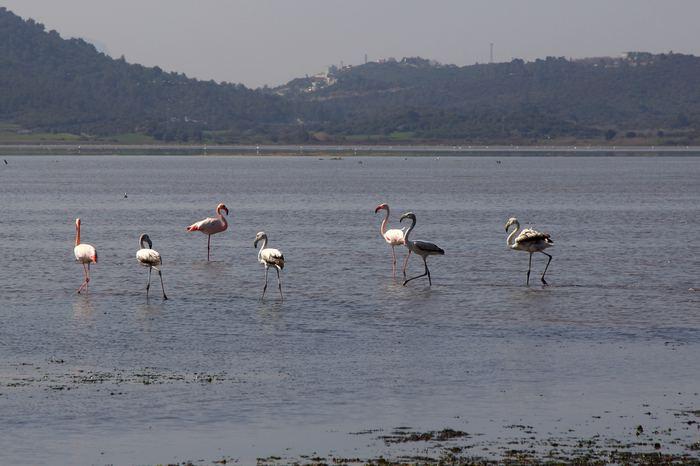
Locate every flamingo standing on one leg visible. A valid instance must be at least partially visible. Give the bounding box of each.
[136,234,168,300]
[505,217,554,286]
[400,212,444,286]
[186,203,229,261]
[374,203,405,277]
[73,218,97,294]
[254,231,285,300]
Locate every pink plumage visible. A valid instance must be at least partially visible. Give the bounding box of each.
[187,203,229,261]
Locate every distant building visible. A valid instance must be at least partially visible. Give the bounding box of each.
[302,70,336,93]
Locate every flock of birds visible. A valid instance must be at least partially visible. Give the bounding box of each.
[74,202,287,301]
[375,203,554,287]
[73,202,554,301]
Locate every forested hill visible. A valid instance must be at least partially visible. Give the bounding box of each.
[0,7,296,142]
[283,55,700,145]
[2,6,700,145]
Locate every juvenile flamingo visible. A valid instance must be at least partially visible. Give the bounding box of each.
[254,231,285,300]
[73,218,97,294]
[374,203,405,276]
[186,203,229,261]
[136,234,168,300]
[505,217,554,286]
[400,212,444,286]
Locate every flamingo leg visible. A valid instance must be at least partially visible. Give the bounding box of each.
[276,267,283,300]
[146,266,152,298]
[526,252,533,286]
[540,252,553,285]
[403,257,430,286]
[207,235,211,261]
[261,266,269,300]
[84,263,92,293]
[402,250,412,278]
[391,245,397,277]
[156,268,168,300]
[76,263,89,294]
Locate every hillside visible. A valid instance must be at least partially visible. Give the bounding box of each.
[1,7,699,145]
[283,55,700,145]
[0,7,297,143]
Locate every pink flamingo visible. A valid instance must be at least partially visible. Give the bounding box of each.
[73,218,97,294]
[186,203,229,261]
[374,203,405,277]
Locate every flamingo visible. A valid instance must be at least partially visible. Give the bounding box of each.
[136,234,168,300]
[400,212,444,286]
[374,203,405,276]
[504,217,554,286]
[73,218,97,294]
[186,203,229,261]
[254,231,285,300]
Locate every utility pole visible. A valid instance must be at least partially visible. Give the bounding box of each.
[490,43,494,63]
[364,53,368,64]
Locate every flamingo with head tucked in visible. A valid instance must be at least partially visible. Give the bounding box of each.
[186,203,229,261]
[399,212,444,286]
[136,234,167,300]
[73,218,97,294]
[374,203,405,277]
[504,217,554,286]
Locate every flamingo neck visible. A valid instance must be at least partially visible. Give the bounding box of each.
[257,237,268,258]
[379,208,390,236]
[218,209,228,227]
[507,221,520,247]
[75,224,81,246]
[403,217,416,242]
[140,236,151,249]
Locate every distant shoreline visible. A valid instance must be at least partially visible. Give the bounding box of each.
[2,143,700,156]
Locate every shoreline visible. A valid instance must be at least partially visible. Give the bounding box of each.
[3,358,699,465]
[2,143,700,156]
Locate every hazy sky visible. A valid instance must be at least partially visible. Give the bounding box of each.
[3,0,700,88]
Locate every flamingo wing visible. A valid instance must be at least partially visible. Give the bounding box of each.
[136,248,162,266]
[74,244,97,263]
[515,228,552,245]
[186,216,226,234]
[384,228,405,245]
[261,248,285,269]
[413,240,445,255]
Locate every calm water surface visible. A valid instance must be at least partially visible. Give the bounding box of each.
[1,155,700,464]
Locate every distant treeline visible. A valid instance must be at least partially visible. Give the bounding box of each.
[1,7,698,145]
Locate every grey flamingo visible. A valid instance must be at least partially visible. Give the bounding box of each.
[400,212,444,286]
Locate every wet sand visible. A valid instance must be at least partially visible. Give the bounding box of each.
[2,359,699,465]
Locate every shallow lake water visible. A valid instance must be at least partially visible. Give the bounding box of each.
[1,155,700,464]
